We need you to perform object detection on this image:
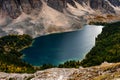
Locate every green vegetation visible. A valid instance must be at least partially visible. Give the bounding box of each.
[40,64,56,70]
[58,60,80,68]
[89,21,107,25]
[0,34,35,73]
[58,21,120,68]
[81,21,120,67]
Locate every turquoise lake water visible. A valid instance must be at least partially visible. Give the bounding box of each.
[22,25,103,66]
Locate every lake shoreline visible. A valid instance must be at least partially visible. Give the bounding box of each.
[34,24,103,39]
[22,25,103,66]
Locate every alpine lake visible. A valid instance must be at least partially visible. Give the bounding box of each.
[22,25,103,66]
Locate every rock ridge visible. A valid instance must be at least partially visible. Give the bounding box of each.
[1,62,120,80]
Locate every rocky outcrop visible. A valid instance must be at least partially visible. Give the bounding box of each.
[1,62,120,80]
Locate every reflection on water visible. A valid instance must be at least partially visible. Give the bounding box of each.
[22,25,103,66]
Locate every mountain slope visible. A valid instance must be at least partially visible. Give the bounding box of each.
[0,0,120,38]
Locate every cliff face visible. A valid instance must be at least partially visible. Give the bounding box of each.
[89,0,115,13]
[0,0,119,18]
[0,0,42,19]
[108,0,120,6]
[0,0,120,38]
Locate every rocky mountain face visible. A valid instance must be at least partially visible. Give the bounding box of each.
[0,0,120,38]
[108,0,120,6]
[1,62,120,80]
[0,0,42,18]
[0,0,119,18]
